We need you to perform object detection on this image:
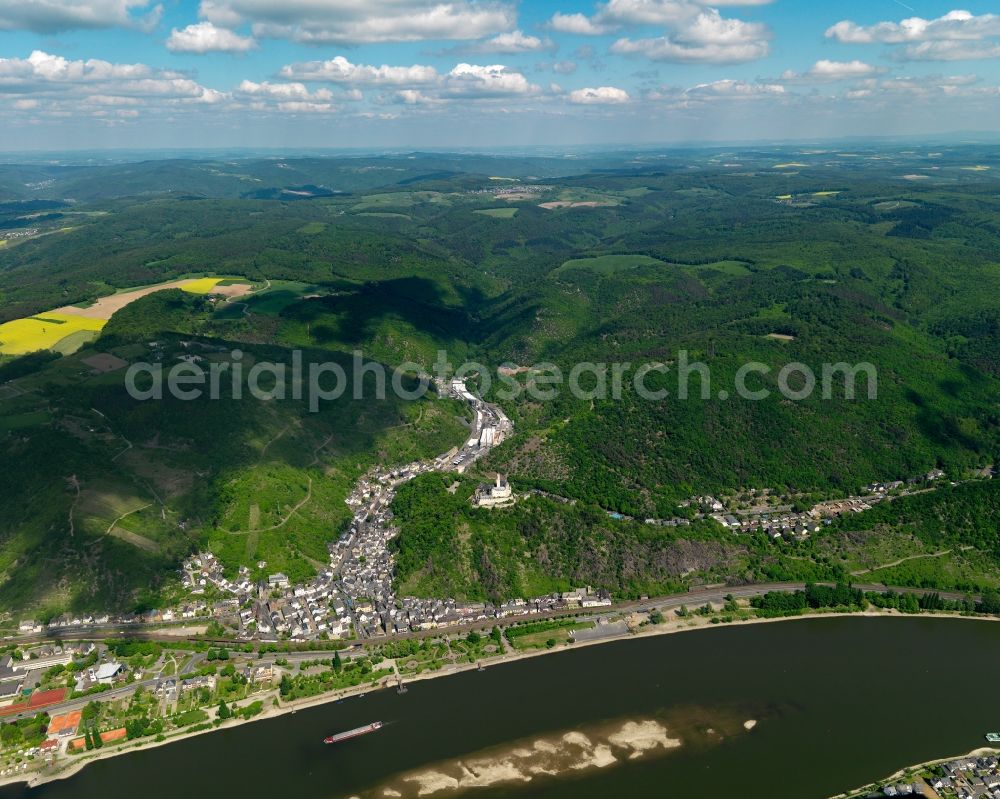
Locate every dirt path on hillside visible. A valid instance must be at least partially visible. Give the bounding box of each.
[54,279,252,320]
[849,547,972,576]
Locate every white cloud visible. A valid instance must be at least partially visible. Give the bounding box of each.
[568,85,630,104]
[197,0,242,28]
[270,101,336,113]
[166,21,257,53]
[467,30,554,53]
[82,94,142,105]
[279,56,437,85]
[1,50,172,90]
[827,10,1000,62]
[894,40,1000,61]
[0,50,225,121]
[0,0,161,33]
[644,77,785,105]
[444,63,539,97]
[547,11,613,35]
[234,80,339,112]
[611,10,770,63]
[826,10,1000,44]
[547,1,693,34]
[682,9,769,43]
[807,59,879,79]
[236,79,331,100]
[277,56,539,105]
[597,0,700,27]
[685,78,784,98]
[547,0,775,35]
[393,88,441,105]
[839,74,997,103]
[201,0,515,44]
[781,59,882,82]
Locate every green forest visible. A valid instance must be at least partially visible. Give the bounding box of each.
[2,146,1000,615]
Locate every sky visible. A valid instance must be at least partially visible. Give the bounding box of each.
[1,0,1000,150]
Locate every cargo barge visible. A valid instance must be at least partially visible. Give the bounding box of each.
[324,721,383,744]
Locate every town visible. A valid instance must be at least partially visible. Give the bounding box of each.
[182,376,544,642]
[0,228,38,242]
[845,752,1000,799]
[21,413,975,645]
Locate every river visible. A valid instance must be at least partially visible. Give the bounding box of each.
[3,616,997,799]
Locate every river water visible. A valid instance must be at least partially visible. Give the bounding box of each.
[3,617,998,799]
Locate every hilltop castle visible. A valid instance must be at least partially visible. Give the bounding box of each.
[473,473,514,508]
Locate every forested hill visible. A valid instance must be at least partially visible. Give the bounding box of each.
[1,144,1000,614]
[0,151,637,203]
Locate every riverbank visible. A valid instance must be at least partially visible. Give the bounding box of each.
[830,747,1000,799]
[7,606,999,792]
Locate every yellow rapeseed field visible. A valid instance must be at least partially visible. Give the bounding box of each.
[0,276,246,356]
[179,278,225,294]
[0,313,106,355]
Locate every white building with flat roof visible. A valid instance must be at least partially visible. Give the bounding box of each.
[93,662,124,684]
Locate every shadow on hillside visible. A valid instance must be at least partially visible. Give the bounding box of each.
[2,334,465,616]
[280,276,475,349]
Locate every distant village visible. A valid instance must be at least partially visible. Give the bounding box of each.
[468,183,546,198]
[653,468,955,542]
[0,228,38,241]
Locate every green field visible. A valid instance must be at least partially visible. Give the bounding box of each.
[212,280,318,319]
[676,260,752,276]
[555,254,665,274]
[0,409,49,433]
[474,208,518,219]
[540,188,624,208]
[508,620,595,650]
[354,212,412,219]
[350,191,451,212]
